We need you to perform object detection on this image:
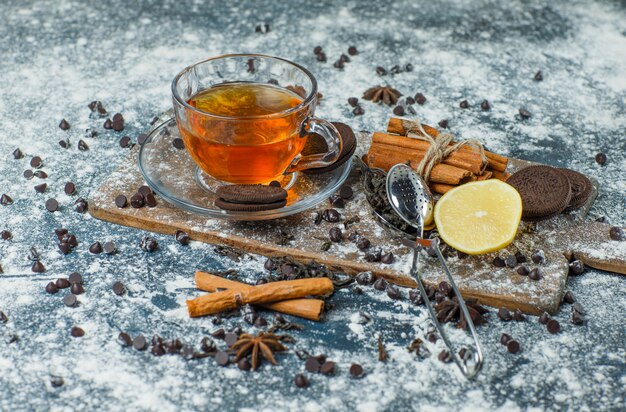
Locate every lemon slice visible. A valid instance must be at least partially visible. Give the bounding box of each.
[434,180,522,255]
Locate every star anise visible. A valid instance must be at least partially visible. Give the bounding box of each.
[231,332,287,371]
[362,85,403,106]
[434,297,489,330]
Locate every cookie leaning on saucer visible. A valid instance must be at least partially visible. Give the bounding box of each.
[506,165,572,221]
[214,184,288,212]
[302,122,357,175]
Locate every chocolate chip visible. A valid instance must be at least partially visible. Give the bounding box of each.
[515,251,527,263]
[438,350,452,363]
[415,93,426,105]
[512,309,526,321]
[386,284,400,299]
[356,272,375,285]
[63,294,77,307]
[333,60,344,69]
[609,226,624,241]
[339,54,350,63]
[348,97,358,107]
[56,278,70,289]
[30,156,43,168]
[118,332,132,346]
[137,133,148,145]
[459,100,470,109]
[320,361,336,375]
[1,230,11,240]
[546,319,560,334]
[568,260,585,276]
[316,52,327,62]
[531,250,545,264]
[507,340,520,354]
[322,208,340,223]
[365,249,381,262]
[0,194,13,205]
[294,374,309,388]
[405,96,416,106]
[211,329,226,340]
[349,363,364,378]
[84,128,98,138]
[538,312,550,324]
[89,241,103,254]
[45,198,58,212]
[58,242,72,255]
[144,193,157,207]
[70,283,84,295]
[498,308,512,321]
[130,193,145,208]
[103,118,113,129]
[112,113,124,131]
[31,261,45,273]
[45,282,58,294]
[112,281,125,296]
[224,332,238,347]
[393,105,405,116]
[572,309,585,325]
[102,241,117,255]
[305,357,321,373]
[517,266,529,276]
[119,136,132,148]
[381,252,394,264]
[59,119,70,130]
[405,63,414,71]
[13,148,23,159]
[329,227,343,243]
[375,66,387,76]
[328,194,345,208]
[390,65,401,74]
[78,140,89,151]
[500,333,511,345]
[64,182,76,195]
[75,198,88,213]
[480,100,491,110]
[348,46,358,56]
[140,236,158,252]
[505,254,517,268]
[0,311,7,323]
[34,170,47,178]
[563,291,576,304]
[34,183,47,193]
[313,46,322,55]
[492,256,505,267]
[23,170,34,179]
[175,230,190,245]
[529,268,542,281]
[519,108,532,119]
[352,105,364,116]
[133,335,147,350]
[50,376,64,387]
[373,277,387,291]
[338,185,353,200]
[172,138,185,150]
[356,237,370,250]
[215,351,229,366]
[70,326,84,337]
[534,70,543,81]
[59,139,70,149]
[114,195,127,208]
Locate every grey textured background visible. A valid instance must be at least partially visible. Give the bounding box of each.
[0,0,625,411]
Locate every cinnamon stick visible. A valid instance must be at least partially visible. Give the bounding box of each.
[187,278,334,318]
[366,144,475,185]
[489,169,511,181]
[385,118,509,171]
[430,183,455,194]
[194,271,325,321]
[372,132,485,174]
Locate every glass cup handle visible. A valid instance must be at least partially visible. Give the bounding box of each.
[285,117,342,173]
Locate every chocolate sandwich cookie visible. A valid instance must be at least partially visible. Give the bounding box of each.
[507,165,572,221]
[558,168,593,212]
[303,122,357,175]
[214,184,288,212]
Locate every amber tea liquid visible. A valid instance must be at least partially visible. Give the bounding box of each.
[182,82,307,184]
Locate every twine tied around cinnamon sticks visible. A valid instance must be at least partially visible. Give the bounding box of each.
[407,120,487,183]
[405,121,488,183]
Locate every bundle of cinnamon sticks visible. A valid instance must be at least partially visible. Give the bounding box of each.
[186,272,333,321]
[364,118,511,194]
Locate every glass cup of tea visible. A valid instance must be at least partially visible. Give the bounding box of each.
[171,54,342,186]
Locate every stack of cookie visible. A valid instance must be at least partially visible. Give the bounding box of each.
[506,165,593,221]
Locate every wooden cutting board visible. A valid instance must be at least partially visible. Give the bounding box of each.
[89,128,626,316]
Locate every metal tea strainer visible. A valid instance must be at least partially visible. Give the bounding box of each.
[386,164,483,379]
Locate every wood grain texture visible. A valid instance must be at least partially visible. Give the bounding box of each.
[89,130,625,316]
